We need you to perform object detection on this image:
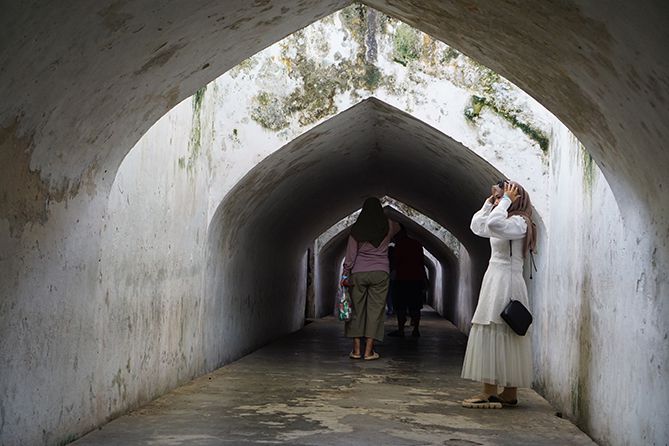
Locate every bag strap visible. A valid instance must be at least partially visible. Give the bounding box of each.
[529,250,537,279]
[507,240,513,302]
[511,240,538,280]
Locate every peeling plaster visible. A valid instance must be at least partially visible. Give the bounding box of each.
[0,117,98,237]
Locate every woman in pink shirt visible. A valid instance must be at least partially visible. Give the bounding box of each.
[341,197,400,360]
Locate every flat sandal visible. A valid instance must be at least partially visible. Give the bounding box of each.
[462,394,502,409]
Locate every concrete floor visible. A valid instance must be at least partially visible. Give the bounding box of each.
[73,310,596,445]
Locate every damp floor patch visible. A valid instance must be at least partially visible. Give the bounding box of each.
[72,310,596,446]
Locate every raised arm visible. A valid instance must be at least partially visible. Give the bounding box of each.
[470,200,494,237]
[486,196,527,240]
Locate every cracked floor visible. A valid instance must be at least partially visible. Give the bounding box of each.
[73,310,596,445]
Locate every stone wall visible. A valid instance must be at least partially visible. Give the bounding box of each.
[529,127,668,443]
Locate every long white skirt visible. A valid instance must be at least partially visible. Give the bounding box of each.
[461,322,533,388]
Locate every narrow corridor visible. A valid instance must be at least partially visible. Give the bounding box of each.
[73,311,594,445]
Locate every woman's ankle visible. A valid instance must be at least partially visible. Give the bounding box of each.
[499,388,517,400]
[482,383,498,397]
[364,339,375,356]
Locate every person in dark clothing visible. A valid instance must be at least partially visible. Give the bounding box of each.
[388,225,427,337]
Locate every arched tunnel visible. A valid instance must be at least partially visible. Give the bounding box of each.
[208,98,502,359]
[315,204,460,321]
[1,2,668,445]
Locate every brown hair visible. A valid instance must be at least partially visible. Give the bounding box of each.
[507,181,537,257]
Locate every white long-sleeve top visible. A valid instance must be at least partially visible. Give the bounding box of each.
[470,196,530,325]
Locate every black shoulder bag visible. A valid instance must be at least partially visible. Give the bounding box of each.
[500,240,533,336]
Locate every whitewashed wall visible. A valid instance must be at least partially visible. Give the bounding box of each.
[201,12,552,218]
[529,126,668,443]
[99,7,608,435]
[2,5,665,446]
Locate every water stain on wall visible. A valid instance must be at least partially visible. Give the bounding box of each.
[0,117,90,237]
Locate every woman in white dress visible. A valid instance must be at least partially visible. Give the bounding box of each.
[461,180,537,408]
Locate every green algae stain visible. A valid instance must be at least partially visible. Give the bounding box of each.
[438,48,551,153]
[581,145,595,193]
[228,57,259,79]
[178,86,207,172]
[441,46,460,64]
[245,3,550,152]
[364,64,382,90]
[340,3,367,44]
[190,86,207,155]
[392,22,421,66]
[251,91,290,131]
[464,95,550,152]
[193,86,206,114]
[249,5,395,131]
[283,51,343,125]
[513,119,550,153]
[464,95,486,121]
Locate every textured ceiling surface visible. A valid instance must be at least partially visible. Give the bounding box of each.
[1,0,667,219]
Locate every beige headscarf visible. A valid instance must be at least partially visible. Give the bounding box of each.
[506,181,537,257]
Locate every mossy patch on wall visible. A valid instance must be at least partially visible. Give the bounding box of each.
[228,57,259,79]
[441,46,460,64]
[340,3,367,44]
[193,86,206,113]
[465,94,549,152]
[242,1,551,156]
[179,86,207,171]
[364,65,382,90]
[464,95,486,121]
[251,91,290,131]
[249,5,397,131]
[580,144,596,192]
[392,23,421,66]
[282,47,343,125]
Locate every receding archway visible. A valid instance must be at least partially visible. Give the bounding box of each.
[314,203,460,320]
[206,97,512,363]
